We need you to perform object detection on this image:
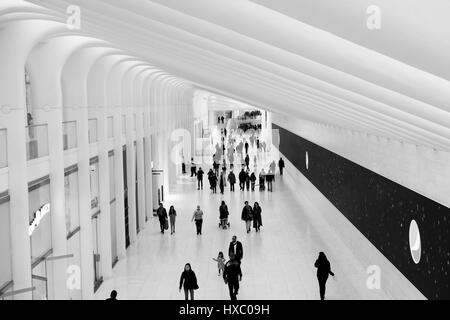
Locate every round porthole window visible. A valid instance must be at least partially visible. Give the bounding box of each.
[409,220,421,264]
[305,151,309,170]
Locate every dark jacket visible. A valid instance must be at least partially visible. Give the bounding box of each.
[278,159,285,168]
[197,169,204,180]
[228,172,236,184]
[219,204,229,219]
[253,205,262,228]
[238,170,246,182]
[179,270,198,290]
[228,241,243,261]
[156,207,167,222]
[250,173,257,182]
[241,205,253,221]
[314,257,334,280]
[223,260,242,283]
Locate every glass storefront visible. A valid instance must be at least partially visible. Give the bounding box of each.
[89,157,102,292]
[123,146,130,248]
[28,177,52,300]
[108,151,118,267]
[0,191,12,300]
[64,166,82,300]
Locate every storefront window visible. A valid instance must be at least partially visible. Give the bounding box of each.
[0,193,12,297]
[0,129,7,168]
[65,169,80,235]
[28,179,52,300]
[64,166,81,299]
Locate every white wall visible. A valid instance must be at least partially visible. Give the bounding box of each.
[273,113,450,208]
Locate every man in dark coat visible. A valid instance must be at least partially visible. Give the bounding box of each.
[227,171,236,192]
[228,235,243,263]
[156,202,168,234]
[223,253,242,300]
[241,201,253,233]
[197,167,204,190]
[278,157,285,176]
[238,168,246,191]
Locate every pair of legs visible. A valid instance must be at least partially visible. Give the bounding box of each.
[251,182,255,191]
[184,288,194,300]
[267,181,273,192]
[230,183,235,191]
[170,217,176,234]
[318,276,328,300]
[191,168,196,177]
[228,281,239,300]
[159,220,165,233]
[195,219,203,235]
[197,179,203,190]
[212,185,217,193]
[239,181,245,190]
[245,181,250,191]
[279,167,283,175]
[245,220,252,233]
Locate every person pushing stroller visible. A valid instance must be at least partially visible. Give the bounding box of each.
[219,201,230,229]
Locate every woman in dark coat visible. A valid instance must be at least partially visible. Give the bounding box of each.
[179,263,198,300]
[219,201,229,229]
[314,252,335,300]
[252,202,262,232]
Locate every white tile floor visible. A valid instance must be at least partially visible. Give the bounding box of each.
[94,125,423,300]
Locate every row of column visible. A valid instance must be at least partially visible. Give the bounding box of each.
[0,17,195,299]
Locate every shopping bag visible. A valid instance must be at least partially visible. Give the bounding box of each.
[164,219,169,230]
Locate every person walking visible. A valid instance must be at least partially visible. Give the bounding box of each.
[278,157,285,176]
[169,205,177,234]
[179,263,199,300]
[244,154,250,170]
[156,202,168,234]
[250,172,257,191]
[192,205,204,235]
[314,252,335,300]
[211,172,218,194]
[197,167,204,190]
[182,156,186,174]
[219,201,229,229]
[227,170,236,192]
[213,160,220,177]
[228,235,243,264]
[241,201,253,233]
[213,252,226,276]
[219,171,225,194]
[266,172,274,192]
[238,168,246,191]
[190,158,197,177]
[223,253,242,300]
[245,170,250,191]
[252,202,262,232]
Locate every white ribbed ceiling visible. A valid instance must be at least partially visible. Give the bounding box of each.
[16,0,450,150]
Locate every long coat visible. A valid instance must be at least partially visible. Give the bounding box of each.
[241,205,253,221]
[252,205,262,229]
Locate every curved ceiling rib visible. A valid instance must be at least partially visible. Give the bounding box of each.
[16,0,450,151]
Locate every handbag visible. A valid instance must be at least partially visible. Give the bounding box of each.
[194,283,199,290]
[164,219,169,230]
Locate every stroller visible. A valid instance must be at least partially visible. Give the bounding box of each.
[219,205,230,229]
[219,216,230,229]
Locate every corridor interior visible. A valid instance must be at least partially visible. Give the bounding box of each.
[94,121,424,300]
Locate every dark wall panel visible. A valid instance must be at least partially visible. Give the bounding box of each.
[273,123,450,299]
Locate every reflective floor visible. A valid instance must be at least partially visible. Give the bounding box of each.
[94,125,422,300]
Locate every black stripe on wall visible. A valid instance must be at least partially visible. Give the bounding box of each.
[273,123,450,299]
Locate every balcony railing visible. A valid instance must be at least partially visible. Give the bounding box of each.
[26,124,49,161]
[62,121,77,150]
[0,129,7,168]
[88,118,98,143]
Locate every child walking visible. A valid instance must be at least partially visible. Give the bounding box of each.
[212,252,226,276]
